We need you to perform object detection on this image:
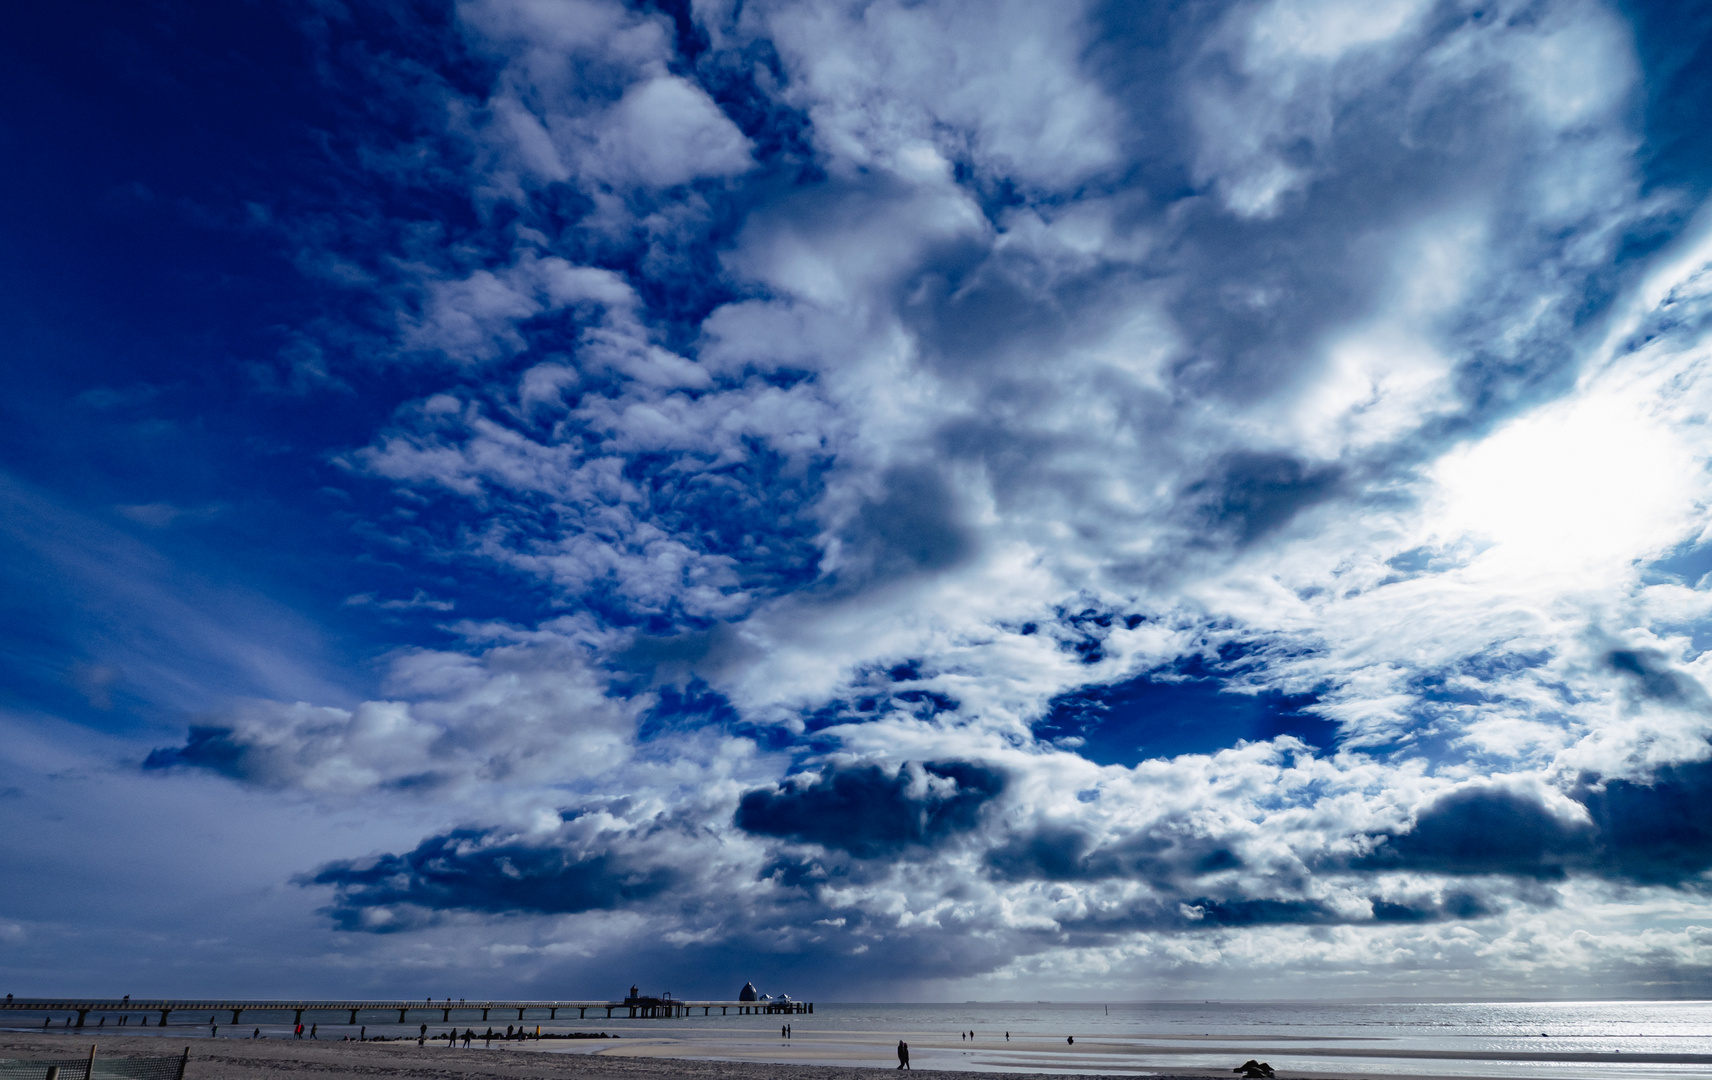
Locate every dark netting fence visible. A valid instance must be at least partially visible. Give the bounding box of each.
[0,1054,186,1080]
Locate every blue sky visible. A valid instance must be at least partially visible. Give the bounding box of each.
[5,0,1712,1002]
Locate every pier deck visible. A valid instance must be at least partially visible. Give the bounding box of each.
[1,997,810,1028]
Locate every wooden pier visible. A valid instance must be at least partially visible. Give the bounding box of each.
[0,995,810,1030]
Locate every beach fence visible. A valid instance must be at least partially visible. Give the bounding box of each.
[0,1048,188,1080]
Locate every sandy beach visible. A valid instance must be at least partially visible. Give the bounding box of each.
[0,1033,1230,1080]
[6,1029,1710,1080]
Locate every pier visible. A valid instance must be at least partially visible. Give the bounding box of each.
[0,995,810,1029]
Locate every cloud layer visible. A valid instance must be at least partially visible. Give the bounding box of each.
[8,0,1712,1000]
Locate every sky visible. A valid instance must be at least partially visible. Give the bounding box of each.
[4,0,1712,1004]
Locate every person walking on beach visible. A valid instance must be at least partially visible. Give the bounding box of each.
[310,1024,317,1039]
[485,1027,493,1047]
[295,1023,304,1039]
[897,1040,910,1069]
[463,1029,473,1048]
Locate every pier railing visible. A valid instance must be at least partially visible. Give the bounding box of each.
[1,998,810,1028]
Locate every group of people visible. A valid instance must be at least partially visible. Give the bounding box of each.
[415,1023,539,1048]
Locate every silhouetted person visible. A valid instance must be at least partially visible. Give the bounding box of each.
[311,1024,317,1039]
[897,1040,910,1069]
[252,1029,260,1039]
[97,1018,104,1028]
[1067,1036,1074,1045]
[360,1026,366,1041]
[463,1029,473,1048]
[485,1028,493,1047]
[1005,1032,1010,1040]
[420,1024,428,1038]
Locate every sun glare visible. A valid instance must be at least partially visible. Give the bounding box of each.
[1432,390,1698,574]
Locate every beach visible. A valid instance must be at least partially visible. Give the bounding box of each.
[0,1033,1231,1080]
[6,1021,1712,1080]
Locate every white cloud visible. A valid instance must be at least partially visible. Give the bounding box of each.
[149,620,642,798]
[455,0,751,196]
[754,0,1118,190]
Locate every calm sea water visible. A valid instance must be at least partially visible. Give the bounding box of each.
[16,999,1712,1078]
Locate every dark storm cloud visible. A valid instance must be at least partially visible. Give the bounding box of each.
[620,624,761,683]
[985,822,1242,885]
[844,466,977,581]
[143,725,250,780]
[1576,759,1712,884]
[1604,647,1712,709]
[309,823,677,929]
[1362,763,1712,885]
[1185,452,1346,547]
[734,760,1005,858]
[1357,786,1594,879]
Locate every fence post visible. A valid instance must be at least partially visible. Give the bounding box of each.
[176,1047,189,1080]
[86,1043,96,1080]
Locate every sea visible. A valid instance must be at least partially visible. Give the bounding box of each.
[15,999,1712,1078]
